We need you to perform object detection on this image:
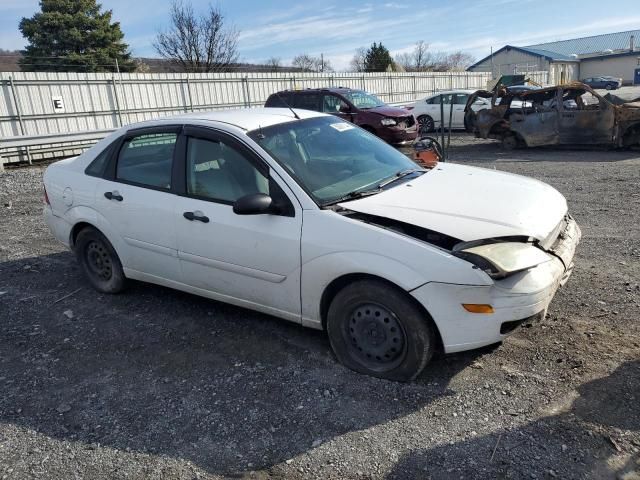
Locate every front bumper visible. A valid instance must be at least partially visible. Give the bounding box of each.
[411,217,581,353]
[378,126,418,144]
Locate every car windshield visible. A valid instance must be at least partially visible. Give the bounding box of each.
[248,116,420,205]
[341,90,386,109]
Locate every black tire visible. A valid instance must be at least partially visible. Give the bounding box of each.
[417,115,434,133]
[75,227,126,294]
[326,280,436,382]
[502,133,519,150]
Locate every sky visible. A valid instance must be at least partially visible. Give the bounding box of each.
[1,0,640,70]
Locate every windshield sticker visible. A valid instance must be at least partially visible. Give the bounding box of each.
[330,123,355,132]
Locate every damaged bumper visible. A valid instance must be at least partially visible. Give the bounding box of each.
[411,217,581,353]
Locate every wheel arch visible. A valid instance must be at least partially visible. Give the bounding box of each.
[69,221,96,249]
[319,273,444,352]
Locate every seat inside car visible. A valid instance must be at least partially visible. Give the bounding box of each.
[189,138,268,201]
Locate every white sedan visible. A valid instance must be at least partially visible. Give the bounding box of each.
[411,90,490,132]
[43,108,580,381]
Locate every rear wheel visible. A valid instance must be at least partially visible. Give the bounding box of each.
[75,227,126,293]
[417,115,434,133]
[327,280,436,382]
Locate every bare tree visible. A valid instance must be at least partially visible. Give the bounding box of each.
[292,53,315,71]
[413,40,431,70]
[350,47,367,72]
[394,52,414,71]
[153,1,239,72]
[443,51,476,71]
[265,56,281,72]
[292,53,332,72]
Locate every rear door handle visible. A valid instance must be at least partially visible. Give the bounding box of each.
[183,211,210,223]
[104,191,123,201]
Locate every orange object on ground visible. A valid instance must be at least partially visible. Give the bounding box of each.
[412,136,442,168]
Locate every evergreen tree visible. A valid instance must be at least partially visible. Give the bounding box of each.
[364,42,393,72]
[19,0,135,72]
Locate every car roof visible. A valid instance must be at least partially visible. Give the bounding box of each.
[272,87,361,95]
[154,108,328,131]
[423,89,476,98]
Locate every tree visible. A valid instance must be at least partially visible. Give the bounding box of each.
[291,53,332,72]
[350,47,367,72]
[154,1,239,73]
[265,56,281,72]
[443,51,476,71]
[19,0,135,72]
[394,41,433,72]
[364,42,393,72]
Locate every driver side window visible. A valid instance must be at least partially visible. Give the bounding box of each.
[186,136,269,204]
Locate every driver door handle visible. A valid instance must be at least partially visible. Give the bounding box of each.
[183,211,210,223]
[104,191,123,201]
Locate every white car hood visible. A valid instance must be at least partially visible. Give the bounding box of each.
[340,163,567,243]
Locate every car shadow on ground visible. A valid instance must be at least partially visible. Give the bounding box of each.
[385,360,640,479]
[0,252,488,476]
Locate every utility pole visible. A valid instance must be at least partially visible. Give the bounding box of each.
[115,57,120,75]
[490,46,494,79]
[321,53,324,73]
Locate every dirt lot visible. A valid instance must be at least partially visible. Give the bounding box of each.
[1,134,639,479]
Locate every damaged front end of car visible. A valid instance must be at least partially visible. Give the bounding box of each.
[338,207,580,284]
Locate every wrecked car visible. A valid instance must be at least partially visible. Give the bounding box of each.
[465,82,640,149]
[43,108,580,382]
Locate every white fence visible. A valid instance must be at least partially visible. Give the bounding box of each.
[0,70,549,166]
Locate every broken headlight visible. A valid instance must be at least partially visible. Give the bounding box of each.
[453,242,552,279]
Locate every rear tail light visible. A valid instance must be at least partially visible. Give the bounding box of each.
[43,185,50,205]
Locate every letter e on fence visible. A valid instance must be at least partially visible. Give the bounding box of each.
[52,96,65,113]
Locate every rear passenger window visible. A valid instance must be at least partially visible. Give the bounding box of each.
[292,94,320,111]
[85,143,113,177]
[116,133,177,189]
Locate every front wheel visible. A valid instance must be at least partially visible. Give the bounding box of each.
[75,227,127,294]
[327,280,436,382]
[417,115,435,133]
[605,84,613,90]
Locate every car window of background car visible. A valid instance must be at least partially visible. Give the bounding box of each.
[342,91,385,109]
[426,94,452,105]
[453,93,469,105]
[292,93,321,111]
[248,116,418,204]
[186,137,269,203]
[116,133,177,189]
[322,94,348,113]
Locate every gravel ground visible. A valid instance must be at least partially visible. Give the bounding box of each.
[0,135,639,480]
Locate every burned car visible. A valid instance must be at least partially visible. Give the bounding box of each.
[465,82,640,149]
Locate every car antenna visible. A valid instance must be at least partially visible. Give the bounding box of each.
[275,91,300,120]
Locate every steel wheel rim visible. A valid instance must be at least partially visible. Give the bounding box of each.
[85,240,112,281]
[345,303,407,371]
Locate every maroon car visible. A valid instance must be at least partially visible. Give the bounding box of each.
[265,87,417,144]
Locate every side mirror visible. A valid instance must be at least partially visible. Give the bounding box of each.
[233,193,275,215]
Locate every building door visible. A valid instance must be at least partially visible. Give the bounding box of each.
[634,67,640,85]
